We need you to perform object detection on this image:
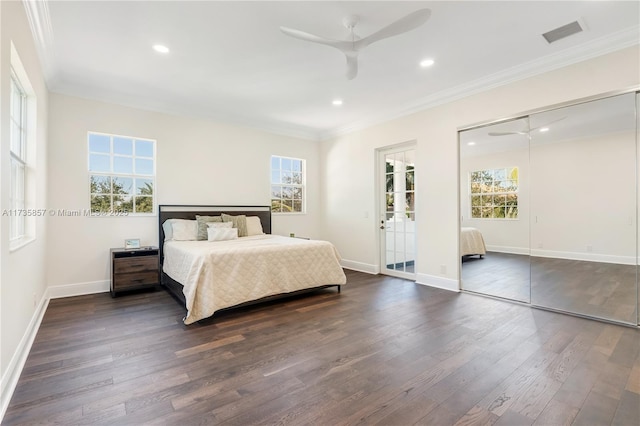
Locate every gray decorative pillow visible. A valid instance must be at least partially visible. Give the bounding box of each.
[195,215,222,240]
[221,214,248,237]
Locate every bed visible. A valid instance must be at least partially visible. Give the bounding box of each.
[159,205,346,324]
[460,227,487,258]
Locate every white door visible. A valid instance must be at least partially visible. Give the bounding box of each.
[379,146,416,280]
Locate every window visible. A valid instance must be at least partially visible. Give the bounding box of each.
[10,70,27,240]
[470,167,518,219]
[88,132,156,215]
[270,156,305,213]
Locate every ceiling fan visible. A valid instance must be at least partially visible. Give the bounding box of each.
[488,117,567,136]
[280,8,431,80]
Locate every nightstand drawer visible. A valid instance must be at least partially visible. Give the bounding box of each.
[110,246,159,297]
[113,256,158,274]
[114,271,158,290]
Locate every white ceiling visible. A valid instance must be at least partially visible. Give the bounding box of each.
[28,1,639,140]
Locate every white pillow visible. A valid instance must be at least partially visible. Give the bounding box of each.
[207,227,239,241]
[162,219,174,241]
[171,219,198,241]
[207,221,233,229]
[246,216,264,236]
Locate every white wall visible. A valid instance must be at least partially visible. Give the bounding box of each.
[0,0,49,413]
[531,131,636,263]
[320,46,639,291]
[47,93,320,291]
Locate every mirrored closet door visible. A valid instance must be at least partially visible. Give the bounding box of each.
[459,90,638,326]
[459,117,531,303]
[529,93,638,325]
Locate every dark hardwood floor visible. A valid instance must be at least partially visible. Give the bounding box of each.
[4,270,639,425]
[462,252,638,325]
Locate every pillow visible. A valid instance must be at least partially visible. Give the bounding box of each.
[195,215,222,240]
[246,216,264,236]
[221,214,248,237]
[207,221,233,229]
[170,219,198,241]
[207,227,238,241]
[162,219,174,241]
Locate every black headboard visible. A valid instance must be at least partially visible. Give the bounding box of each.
[158,205,272,264]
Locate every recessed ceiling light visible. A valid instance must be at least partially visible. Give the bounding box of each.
[153,44,170,54]
[467,141,476,146]
[420,58,435,68]
[332,99,343,106]
[539,127,549,132]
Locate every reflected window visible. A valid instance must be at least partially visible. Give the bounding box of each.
[271,155,305,213]
[470,167,518,219]
[88,132,156,215]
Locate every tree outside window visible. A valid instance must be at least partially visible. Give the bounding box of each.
[470,167,518,219]
[271,156,305,213]
[88,132,156,215]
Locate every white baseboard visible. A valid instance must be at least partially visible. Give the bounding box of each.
[341,259,379,275]
[47,279,110,299]
[485,245,530,255]
[487,245,636,265]
[416,273,460,292]
[530,249,635,265]
[1,294,49,421]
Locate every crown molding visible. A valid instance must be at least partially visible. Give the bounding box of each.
[22,0,55,80]
[319,25,640,141]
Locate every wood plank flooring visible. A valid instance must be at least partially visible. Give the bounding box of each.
[4,270,640,425]
[462,252,638,325]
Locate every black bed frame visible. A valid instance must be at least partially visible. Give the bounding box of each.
[158,205,341,319]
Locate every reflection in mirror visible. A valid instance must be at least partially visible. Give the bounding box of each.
[459,118,530,302]
[530,93,637,324]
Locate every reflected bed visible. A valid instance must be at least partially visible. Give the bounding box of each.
[461,227,486,257]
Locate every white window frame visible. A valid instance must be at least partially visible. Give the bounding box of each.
[9,69,27,242]
[469,167,519,219]
[88,132,156,216]
[270,155,306,214]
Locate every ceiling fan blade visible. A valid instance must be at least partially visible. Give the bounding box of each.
[356,8,431,49]
[488,131,527,136]
[280,26,349,50]
[530,116,567,131]
[345,54,358,80]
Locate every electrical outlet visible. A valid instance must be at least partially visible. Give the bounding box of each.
[32,293,37,308]
[587,245,593,252]
[440,264,446,274]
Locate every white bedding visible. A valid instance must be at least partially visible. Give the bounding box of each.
[461,227,487,256]
[163,235,347,324]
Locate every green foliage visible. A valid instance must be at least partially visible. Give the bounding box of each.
[470,168,518,219]
[90,175,154,214]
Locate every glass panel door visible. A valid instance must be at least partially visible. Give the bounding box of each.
[380,146,416,280]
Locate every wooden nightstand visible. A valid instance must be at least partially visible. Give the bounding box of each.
[110,247,159,297]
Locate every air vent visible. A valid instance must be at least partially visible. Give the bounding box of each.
[542,21,584,44]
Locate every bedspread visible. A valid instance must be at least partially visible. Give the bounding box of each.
[461,227,487,256]
[163,235,347,324]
